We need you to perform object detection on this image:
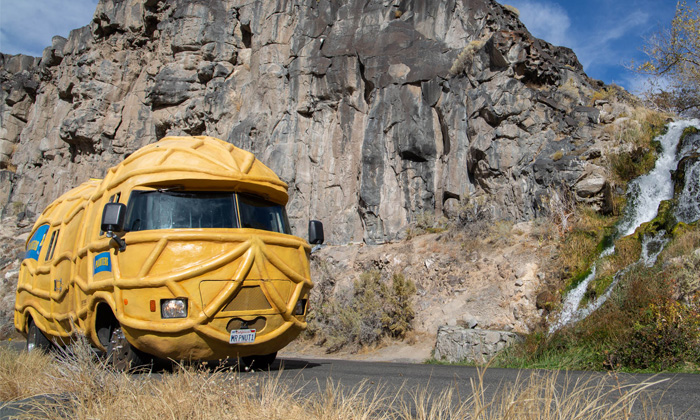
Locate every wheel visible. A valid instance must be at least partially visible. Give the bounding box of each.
[242,352,277,371]
[26,319,52,353]
[106,325,150,371]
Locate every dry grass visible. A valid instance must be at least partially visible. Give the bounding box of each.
[502,4,520,17]
[555,208,616,286]
[660,224,700,262]
[606,108,668,186]
[0,339,676,419]
[598,237,642,280]
[450,39,487,76]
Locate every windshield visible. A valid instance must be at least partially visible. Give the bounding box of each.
[125,191,236,231]
[124,190,290,234]
[238,194,291,234]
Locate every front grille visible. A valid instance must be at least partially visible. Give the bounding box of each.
[224,286,271,312]
[226,317,266,332]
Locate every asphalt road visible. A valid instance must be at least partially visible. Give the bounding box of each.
[270,357,700,419]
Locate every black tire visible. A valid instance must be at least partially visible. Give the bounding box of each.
[242,352,277,371]
[26,319,52,353]
[106,325,151,371]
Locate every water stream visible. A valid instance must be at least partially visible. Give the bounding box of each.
[550,120,700,333]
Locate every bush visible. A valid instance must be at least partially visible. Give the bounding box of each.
[555,207,617,292]
[307,271,416,353]
[406,211,448,238]
[448,196,494,239]
[382,273,417,338]
[607,109,667,186]
[590,85,624,104]
[449,39,486,76]
[613,295,700,370]
[609,147,657,184]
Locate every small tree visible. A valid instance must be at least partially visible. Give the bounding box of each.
[634,0,700,117]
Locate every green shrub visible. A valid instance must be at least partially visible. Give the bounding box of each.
[582,275,613,305]
[612,296,700,370]
[607,110,667,186]
[557,208,618,293]
[382,273,417,338]
[306,271,416,352]
[609,147,657,184]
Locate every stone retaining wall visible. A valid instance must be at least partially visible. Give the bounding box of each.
[433,326,522,363]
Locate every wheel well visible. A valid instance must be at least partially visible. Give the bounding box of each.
[94,302,118,348]
[25,313,34,333]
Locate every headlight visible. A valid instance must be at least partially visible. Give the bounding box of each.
[161,298,188,318]
[294,299,307,315]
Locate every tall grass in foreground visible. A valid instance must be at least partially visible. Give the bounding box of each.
[0,340,674,420]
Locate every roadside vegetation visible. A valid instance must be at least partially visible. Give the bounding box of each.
[495,222,700,372]
[0,340,676,419]
[305,269,417,353]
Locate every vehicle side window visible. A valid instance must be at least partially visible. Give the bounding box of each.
[25,224,50,261]
[44,229,60,261]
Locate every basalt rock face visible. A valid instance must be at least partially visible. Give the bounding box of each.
[1,0,610,244]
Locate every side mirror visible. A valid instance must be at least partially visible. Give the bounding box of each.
[101,203,127,252]
[101,203,126,232]
[308,220,324,245]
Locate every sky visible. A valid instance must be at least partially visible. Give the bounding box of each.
[0,0,679,93]
[505,0,678,92]
[0,0,98,57]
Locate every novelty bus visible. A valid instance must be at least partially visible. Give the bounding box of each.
[14,136,323,370]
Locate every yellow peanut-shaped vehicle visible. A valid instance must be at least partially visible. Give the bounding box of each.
[14,136,324,369]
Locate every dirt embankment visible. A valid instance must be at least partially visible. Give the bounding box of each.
[283,221,556,361]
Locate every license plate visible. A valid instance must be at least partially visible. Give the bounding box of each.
[229,329,256,344]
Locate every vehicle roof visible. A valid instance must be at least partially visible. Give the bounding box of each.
[95,136,289,204]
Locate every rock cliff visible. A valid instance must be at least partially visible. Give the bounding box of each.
[1,0,614,244]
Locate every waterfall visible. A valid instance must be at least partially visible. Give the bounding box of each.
[675,160,700,224]
[550,120,700,333]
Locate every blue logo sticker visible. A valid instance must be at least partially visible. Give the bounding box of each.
[94,252,112,274]
[25,225,50,261]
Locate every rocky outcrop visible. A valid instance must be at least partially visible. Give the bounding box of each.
[0,215,31,338]
[673,130,700,224]
[1,0,615,244]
